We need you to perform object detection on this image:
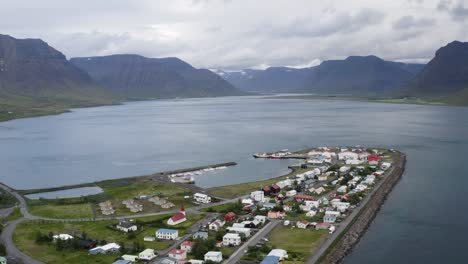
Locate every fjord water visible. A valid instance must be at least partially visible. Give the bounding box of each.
[0,96,467,263]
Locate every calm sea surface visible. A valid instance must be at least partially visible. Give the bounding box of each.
[0,96,467,263]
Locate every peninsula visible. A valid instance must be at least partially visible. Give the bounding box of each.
[0,146,405,264]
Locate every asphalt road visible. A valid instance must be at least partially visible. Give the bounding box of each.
[224,220,281,264]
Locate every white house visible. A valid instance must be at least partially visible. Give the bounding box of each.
[306,210,317,217]
[194,193,211,203]
[381,162,391,170]
[89,243,120,255]
[204,251,223,263]
[346,159,364,165]
[339,166,351,173]
[209,219,225,231]
[242,198,254,205]
[139,249,157,261]
[314,187,325,194]
[338,151,359,160]
[285,190,297,197]
[355,184,368,192]
[181,241,194,253]
[305,200,320,209]
[333,202,350,212]
[254,215,267,224]
[226,227,251,237]
[268,249,288,260]
[121,255,138,262]
[296,221,309,229]
[52,234,73,241]
[324,211,341,223]
[156,229,179,240]
[223,233,241,246]
[337,186,347,193]
[116,220,137,233]
[317,175,328,181]
[250,191,265,202]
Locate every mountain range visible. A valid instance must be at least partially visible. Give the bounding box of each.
[217,56,425,96]
[1,33,468,122]
[70,54,245,100]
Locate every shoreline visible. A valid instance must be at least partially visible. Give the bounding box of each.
[309,152,406,264]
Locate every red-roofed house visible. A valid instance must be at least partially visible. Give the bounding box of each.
[180,240,193,253]
[167,206,187,226]
[294,194,317,202]
[169,249,187,263]
[271,184,281,193]
[262,186,272,195]
[315,222,331,230]
[367,155,381,165]
[224,212,237,222]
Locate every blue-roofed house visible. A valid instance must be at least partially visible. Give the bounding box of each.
[260,255,280,264]
[193,231,209,240]
[156,228,179,240]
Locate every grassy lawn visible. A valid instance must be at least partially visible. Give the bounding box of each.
[2,207,22,222]
[14,213,205,264]
[28,204,94,219]
[267,225,328,262]
[208,167,310,198]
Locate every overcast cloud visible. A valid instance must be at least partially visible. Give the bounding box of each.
[1,0,467,70]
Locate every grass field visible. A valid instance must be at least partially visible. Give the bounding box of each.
[14,213,205,264]
[2,207,22,222]
[267,225,328,263]
[28,204,94,219]
[208,167,309,198]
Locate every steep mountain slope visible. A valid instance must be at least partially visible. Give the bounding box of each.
[215,67,312,93]
[71,55,245,99]
[406,41,468,97]
[0,34,116,121]
[302,56,422,95]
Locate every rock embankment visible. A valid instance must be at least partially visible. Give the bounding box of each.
[319,153,407,264]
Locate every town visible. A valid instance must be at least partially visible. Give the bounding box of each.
[0,146,400,264]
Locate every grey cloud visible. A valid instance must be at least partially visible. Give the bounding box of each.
[437,0,468,20]
[392,16,436,29]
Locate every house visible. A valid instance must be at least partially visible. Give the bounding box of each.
[381,162,391,170]
[305,200,320,209]
[204,251,223,263]
[283,205,293,212]
[155,257,178,264]
[77,239,97,249]
[296,220,309,229]
[209,219,226,231]
[271,184,281,194]
[193,231,209,240]
[139,249,157,261]
[346,159,364,165]
[338,151,359,160]
[89,243,120,255]
[188,260,204,264]
[242,198,254,205]
[267,210,286,219]
[260,255,280,264]
[315,222,331,230]
[268,249,288,260]
[194,193,211,203]
[294,194,317,202]
[333,202,350,212]
[52,234,73,241]
[262,202,276,209]
[254,215,267,224]
[181,240,194,253]
[339,166,351,173]
[144,236,156,242]
[324,211,341,223]
[121,255,138,262]
[156,228,179,240]
[306,210,317,217]
[116,220,137,233]
[337,186,347,193]
[262,186,272,196]
[223,233,241,246]
[367,155,381,162]
[0,257,6,264]
[113,260,132,264]
[167,207,187,226]
[169,249,187,262]
[285,190,297,197]
[317,175,328,181]
[250,190,265,202]
[224,212,237,222]
[314,187,326,195]
[226,227,251,237]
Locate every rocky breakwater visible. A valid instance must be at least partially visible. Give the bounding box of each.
[319,152,407,264]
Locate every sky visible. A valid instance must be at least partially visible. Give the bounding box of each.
[1,0,468,70]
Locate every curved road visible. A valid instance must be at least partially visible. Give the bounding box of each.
[0,182,247,264]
